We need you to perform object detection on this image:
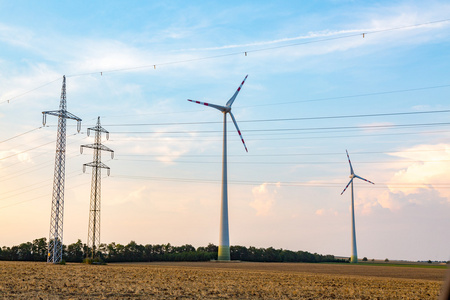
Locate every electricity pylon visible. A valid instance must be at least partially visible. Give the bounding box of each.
[42,75,82,264]
[80,116,114,259]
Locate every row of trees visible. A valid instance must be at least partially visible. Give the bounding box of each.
[0,238,344,263]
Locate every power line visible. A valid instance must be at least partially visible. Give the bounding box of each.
[0,140,55,161]
[89,109,450,127]
[239,85,450,107]
[1,137,87,173]
[116,147,450,158]
[2,18,449,104]
[106,121,450,134]
[0,77,62,105]
[102,127,448,144]
[0,176,89,210]
[1,153,82,184]
[110,174,450,188]
[0,133,80,161]
[114,158,450,165]
[65,19,450,78]
[0,170,81,202]
[99,83,450,118]
[109,128,448,142]
[0,127,43,144]
[238,109,450,123]
[0,138,86,183]
[245,19,450,55]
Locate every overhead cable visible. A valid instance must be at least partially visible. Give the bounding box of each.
[66,19,450,77]
[87,109,450,127]
[110,174,450,188]
[0,127,43,144]
[106,121,450,135]
[2,18,449,104]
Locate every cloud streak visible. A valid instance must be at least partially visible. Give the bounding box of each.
[180,16,450,53]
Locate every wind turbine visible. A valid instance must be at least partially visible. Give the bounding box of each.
[341,150,374,263]
[188,75,248,261]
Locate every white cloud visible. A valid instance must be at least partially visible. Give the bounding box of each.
[249,182,280,216]
[0,149,32,164]
[375,190,403,211]
[181,9,450,53]
[358,122,395,132]
[354,144,450,212]
[181,29,369,52]
[315,208,339,217]
[114,185,147,205]
[387,144,450,197]
[0,23,34,49]
[0,66,61,105]
[111,132,202,164]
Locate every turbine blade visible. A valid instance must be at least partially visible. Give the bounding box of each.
[188,99,226,112]
[341,178,353,195]
[346,150,354,175]
[226,75,248,107]
[229,112,248,152]
[354,175,375,185]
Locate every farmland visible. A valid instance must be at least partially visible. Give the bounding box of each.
[0,261,445,299]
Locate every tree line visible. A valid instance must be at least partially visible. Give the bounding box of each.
[0,238,345,263]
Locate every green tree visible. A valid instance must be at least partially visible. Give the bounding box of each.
[17,242,33,261]
[32,238,47,261]
[65,240,84,262]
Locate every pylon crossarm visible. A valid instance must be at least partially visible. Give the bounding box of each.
[83,161,110,170]
[42,110,81,121]
[64,111,82,122]
[87,126,109,135]
[81,143,114,153]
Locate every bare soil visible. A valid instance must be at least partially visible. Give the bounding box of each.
[0,261,445,299]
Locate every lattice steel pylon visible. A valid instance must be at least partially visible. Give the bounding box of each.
[42,75,82,264]
[80,116,114,259]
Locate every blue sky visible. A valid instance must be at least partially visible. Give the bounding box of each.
[1,0,450,261]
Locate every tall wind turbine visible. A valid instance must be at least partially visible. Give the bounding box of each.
[341,150,374,263]
[188,75,248,261]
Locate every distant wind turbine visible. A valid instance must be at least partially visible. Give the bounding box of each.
[188,75,248,261]
[341,150,374,263]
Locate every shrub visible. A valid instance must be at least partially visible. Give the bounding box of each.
[83,258,93,264]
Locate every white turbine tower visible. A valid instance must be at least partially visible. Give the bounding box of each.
[188,75,248,261]
[341,150,374,263]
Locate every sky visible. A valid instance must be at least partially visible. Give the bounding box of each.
[1,0,450,262]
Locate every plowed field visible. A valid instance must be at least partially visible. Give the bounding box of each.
[0,261,445,299]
